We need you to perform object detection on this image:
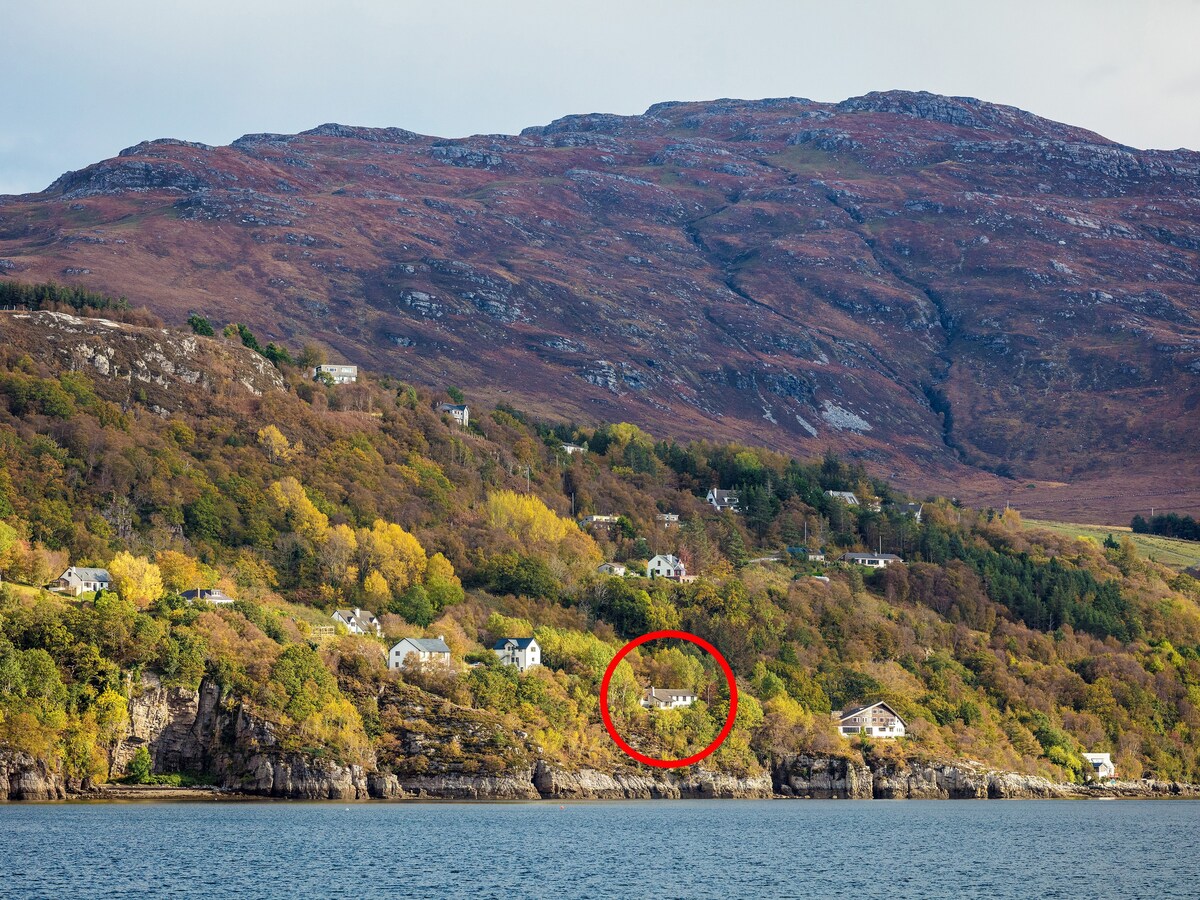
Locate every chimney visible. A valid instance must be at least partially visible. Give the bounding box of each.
[438,634,444,641]
[354,607,362,617]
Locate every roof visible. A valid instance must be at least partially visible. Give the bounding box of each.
[437,403,468,412]
[645,687,696,700]
[67,567,111,581]
[181,588,229,600]
[708,489,738,500]
[825,490,859,503]
[841,552,903,561]
[649,554,682,565]
[836,701,906,725]
[492,637,538,650]
[334,608,379,622]
[394,637,451,653]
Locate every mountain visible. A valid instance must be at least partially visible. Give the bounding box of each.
[2,90,1199,518]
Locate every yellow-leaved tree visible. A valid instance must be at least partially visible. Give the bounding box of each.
[270,477,329,545]
[486,490,601,582]
[257,425,295,463]
[155,549,216,595]
[357,520,426,596]
[319,523,358,586]
[107,552,164,608]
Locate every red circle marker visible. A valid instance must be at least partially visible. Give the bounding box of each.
[599,629,738,769]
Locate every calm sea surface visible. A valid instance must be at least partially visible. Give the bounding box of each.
[1,799,1197,899]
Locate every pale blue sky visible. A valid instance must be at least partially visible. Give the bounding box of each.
[2,0,1199,195]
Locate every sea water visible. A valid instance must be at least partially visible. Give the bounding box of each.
[1,799,1197,898]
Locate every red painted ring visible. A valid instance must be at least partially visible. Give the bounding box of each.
[599,629,739,769]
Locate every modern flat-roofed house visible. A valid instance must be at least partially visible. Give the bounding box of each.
[706,488,739,512]
[436,403,469,427]
[834,701,906,738]
[642,687,698,710]
[647,554,686,580]
[655,512,680,527]
[561,443,587,455]
[1083,752,1117,780]
[53,566,112,596]
[492,637,541,672]
[332,607,382,636]
[389,636,452,670]
[581,514,620,529]
[181,588,234,605]
[597,562,627,576]
[824,490,860,506]
[839,552,903,569]
[312,364,358,384]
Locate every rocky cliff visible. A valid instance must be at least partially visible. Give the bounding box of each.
[2,92,1198,513]
[0,751,67,801]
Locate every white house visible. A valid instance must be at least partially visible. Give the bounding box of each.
[332,607,382,636]
[312,364,358,384]
[706,488,739,512]
[1083,752,1117,780]
[561,443,587,456]
[824,490,860,506]
[492,637,541,672]
[647,554,686,580]
[581,514,620,529]
[389,636,453,670]
[655,512,680,527]
[897,502,924,522]
[597,562,627,576]
[839,552,903,569]
[834,701,907,739]
[181,588,234,605]
[436,403,469,427]
[53,566,112,596]
[642,687,697,710]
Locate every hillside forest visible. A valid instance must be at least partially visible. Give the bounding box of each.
[2,314,1200,786]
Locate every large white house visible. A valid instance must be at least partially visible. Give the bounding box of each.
[332,607,382,636]
[312,364,358,384]
[642,687,697,710]
[834,701,907,739]
[389,636,453,670]
[839,552,903,569]
[436,403,469,428]
[1083,752,1117,780]
[597,562,627,577]
[53,566,112,596]
[492,637,541,672]
[706,488,739,512]
[647,554,686,580]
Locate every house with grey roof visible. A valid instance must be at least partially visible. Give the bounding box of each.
[706,488,739,512]
[597,562,627,577]
[389,635,452,670]
[641,687,698,710]
[53,566,112,596]
[897,502,924,522]
[492,637,541,672]
[181,588,234,605]
[833,701,907,738]
[838,552,903,568]
[824,490,860,506]
[332,607,382,636]
[647,554,686,580]
[436,403,469,427]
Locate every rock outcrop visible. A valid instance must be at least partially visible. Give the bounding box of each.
[772,754,874,799]
[0,752,67,801]
[533,761,773,800]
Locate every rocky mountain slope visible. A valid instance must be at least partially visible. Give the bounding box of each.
[2,91,1198,513]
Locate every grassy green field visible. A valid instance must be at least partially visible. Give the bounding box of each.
[1024,519,1200,570]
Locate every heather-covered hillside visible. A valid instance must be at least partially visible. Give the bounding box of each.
[1,91,1198,518]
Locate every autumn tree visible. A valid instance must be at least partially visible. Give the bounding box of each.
[107,552,164,608]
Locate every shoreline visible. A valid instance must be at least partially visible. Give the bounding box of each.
[24,781,1200,804]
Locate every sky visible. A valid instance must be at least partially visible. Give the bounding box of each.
[3,0,1199,195]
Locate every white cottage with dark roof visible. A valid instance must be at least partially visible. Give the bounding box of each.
[54,566,112,596]
[641,687,697,710]
[389,635,452,670]
[332,607,382,636]
[492,637,541,672]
